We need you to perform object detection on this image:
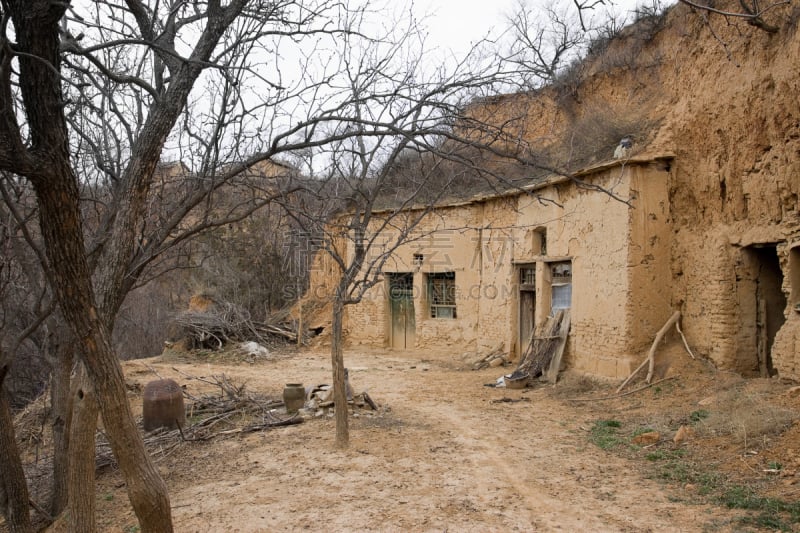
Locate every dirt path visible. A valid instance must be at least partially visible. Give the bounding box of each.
[99,348,735,532]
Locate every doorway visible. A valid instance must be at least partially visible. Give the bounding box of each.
[518,265,536,354]
[388,273,415,349]
[741,245,786,376]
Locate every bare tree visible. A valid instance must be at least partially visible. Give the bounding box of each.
[270,11,549,446]
[678,0,791,33]
[507,0,591,87]
[0,363,32,532]
[277,0,678,449]
[0,0,518,529]
[0,1,371,530]
[0,0,642,528]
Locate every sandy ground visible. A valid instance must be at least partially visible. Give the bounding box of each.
[69,344,800,533]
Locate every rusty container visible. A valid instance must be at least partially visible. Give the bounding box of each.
[143,379,185,431]
[283,383,305,414]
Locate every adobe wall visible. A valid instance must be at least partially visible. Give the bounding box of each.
[307,162,672,379]
[513,166,665,378]
[345,281,388,347]
[474,197,519,355]
[478,3,800,378]
[654,10,800,377]
[625,162,673,353]
[343,204,485,352]
[773,242,800,378]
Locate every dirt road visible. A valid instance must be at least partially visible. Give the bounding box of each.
[102,348,740,532]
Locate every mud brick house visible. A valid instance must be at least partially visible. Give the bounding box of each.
[307,1,800,380]
[314,155,672,379]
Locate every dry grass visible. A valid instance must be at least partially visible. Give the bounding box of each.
[693,387,797,447]
[551,370,610,397]
[12,391,51,452]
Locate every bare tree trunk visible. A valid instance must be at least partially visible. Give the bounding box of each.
[48,331,73,517]
[331,296,349,448]
[31,170,172,533]
[0,364,34,533]
[0,3,172,526]
[66,365,97,532]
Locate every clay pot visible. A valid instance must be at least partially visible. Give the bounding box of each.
[143,379,185,431]
[283,383,305,413]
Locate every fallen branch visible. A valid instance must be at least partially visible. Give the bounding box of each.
[174,297,299,349]
[96,372,290,469]
[675,321,696,359]
[28,498,53,521]
[615,357,649,394]
[490,397,532,404]
[565,376,679,402]
[362,391,379,410]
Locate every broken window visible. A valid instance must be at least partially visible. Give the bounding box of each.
[535,227,547,256]
[428,272,456,319]
[551,261,572,313]
[520,266,536,289]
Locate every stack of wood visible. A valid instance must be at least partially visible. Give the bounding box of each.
[471,343,509,370]
[174,296,298,349]
[508,310,570,386]
[95,372,300,470]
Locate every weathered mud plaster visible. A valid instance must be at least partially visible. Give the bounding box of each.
[309,158,673,379]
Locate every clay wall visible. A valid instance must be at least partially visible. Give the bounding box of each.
[307,2,800,378]
[474,197,519,355]
[625,162,674,352]
[654,11,800,376]
[343,204,485,352]
[317,161,671,379]
[514,168,638,377]
[464,2,800,378]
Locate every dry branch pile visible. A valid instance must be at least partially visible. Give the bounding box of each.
[95,373,301,470]
[174,298,297,349]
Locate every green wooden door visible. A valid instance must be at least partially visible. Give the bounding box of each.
[389,273,415,349]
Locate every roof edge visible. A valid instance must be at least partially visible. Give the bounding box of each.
[369,152,675,215]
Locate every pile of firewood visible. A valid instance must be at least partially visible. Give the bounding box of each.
[96,373,301,470]
[510,309,570,385]
[174,298,297,349]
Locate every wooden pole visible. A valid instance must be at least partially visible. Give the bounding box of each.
[297,279,303,348]
[617,311,681,393]
[757,297,768,377]
[546,311,571,384]
[645,311,681,383]
[675,320,695,359]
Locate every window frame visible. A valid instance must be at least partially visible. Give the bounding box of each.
[550,261,572,313]
[427,271,457,319]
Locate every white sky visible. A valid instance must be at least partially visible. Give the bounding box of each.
[412,0,649,58]
[412,0,519,56]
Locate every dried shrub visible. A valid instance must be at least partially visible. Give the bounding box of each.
[552,371,608,397]
[12,390,50,449]
[173,296,296,350]
[554,103,659,169]
[694,389,797,446]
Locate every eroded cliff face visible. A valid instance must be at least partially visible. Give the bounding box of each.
[514,1,800,376]
[311,3,800,378]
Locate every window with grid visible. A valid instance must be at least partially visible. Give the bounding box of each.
[428,272,456,318]
[520,266,536,291]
